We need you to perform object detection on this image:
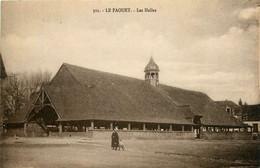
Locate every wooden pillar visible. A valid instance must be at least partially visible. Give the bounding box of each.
[245,127,248,132]
[232,128,234,132]
[110,122,113,130]
[238,128,240,132]
[157,124,160,131]
[250,127,252,132]
[128,123,131,130]
[143,123,146,131]
[182,125,185,132]
[213,127,216,132]
[191,126,193,132]
[91,121,94,129]
[169,125,173,131]
[23,123,27,137]
[58,123,63,133]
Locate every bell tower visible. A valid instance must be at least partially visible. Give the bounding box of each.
[144,57,159,87]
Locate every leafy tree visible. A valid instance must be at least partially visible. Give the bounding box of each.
[1,70,52,121]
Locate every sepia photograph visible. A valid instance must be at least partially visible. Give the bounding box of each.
[0,0,259,167]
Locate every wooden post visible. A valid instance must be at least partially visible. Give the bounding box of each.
[191,126,193,132]
[170,125,173,131]
[213,127,216,132]
[143,123,146,131]
[110,123,113,130]
[128,123,131,130]
[24,123,27,137]
[245,127,248,132]
[238,128,240,132]
[157,124,160,131]
[250,127,252,132]
[91,121,94,129]
[182,125,185,132]
[58,123,63,133]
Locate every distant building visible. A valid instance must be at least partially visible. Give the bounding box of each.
[242,104,260,133]
[215,100,260,134]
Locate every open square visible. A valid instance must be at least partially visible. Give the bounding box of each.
[1,137,259,168]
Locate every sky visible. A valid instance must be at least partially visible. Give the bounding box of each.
[1,0,259,104]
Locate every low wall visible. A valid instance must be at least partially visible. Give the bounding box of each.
[201,132,252,140]
[3,123,48,137]
[49,131,93,138]
[2,128,26,137]
[50,130,195,140]
[4,127,253,140]
[26,123,47,137]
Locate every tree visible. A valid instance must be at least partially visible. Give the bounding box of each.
[19,70,52,101]
[1,70,52,121]
[238,98,243,106]
[2,75,26,117]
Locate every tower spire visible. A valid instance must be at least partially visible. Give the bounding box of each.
[144,57,159,87]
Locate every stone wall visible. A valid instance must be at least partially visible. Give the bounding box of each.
[26,122,47,137]
[4,127,253,140]
[2,127,26,137]
[50,130,195,140]
[201,131,252,140]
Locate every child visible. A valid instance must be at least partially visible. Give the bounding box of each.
[118,139,124,151]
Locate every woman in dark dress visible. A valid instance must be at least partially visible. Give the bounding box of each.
[111,127,119,150]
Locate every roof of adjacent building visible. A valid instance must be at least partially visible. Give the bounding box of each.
[5,93,38,124]
[144,57,159,72]
[160,87,243,126]
[6,104,33,124]
[215,100,243,115]
[0,54,7,79]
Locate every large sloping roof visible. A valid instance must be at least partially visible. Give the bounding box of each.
[46,63,193,125]
[159,85,244,126]
[18,63,243,127]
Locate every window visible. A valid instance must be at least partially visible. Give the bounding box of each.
[226,107,231,114]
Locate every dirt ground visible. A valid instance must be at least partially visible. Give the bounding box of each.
[0,137,259,168]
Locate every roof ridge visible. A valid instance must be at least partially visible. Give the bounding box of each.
[63,63,210,101]
[64,63,147,83]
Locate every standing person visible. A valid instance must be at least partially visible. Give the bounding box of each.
[111,127,119,150]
